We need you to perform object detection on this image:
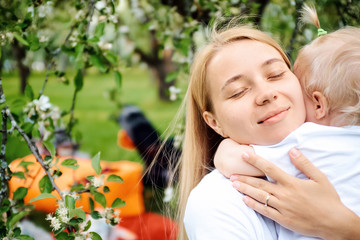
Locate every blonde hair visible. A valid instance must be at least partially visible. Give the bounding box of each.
[176,23,290,239]
[294,4,360,125]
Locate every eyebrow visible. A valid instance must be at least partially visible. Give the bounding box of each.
[221,58,284,91]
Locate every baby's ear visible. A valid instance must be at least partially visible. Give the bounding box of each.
[311,91,329,120]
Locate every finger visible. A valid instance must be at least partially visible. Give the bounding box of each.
[242,152,289,184]
[232,180,280,209]
[232,175,276,194]
[289,148,327,182]
[242,195,281,222]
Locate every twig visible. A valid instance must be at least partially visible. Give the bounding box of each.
[6,110,64,201]
[86,0,96,35]
[67,88,78,135]
[38,61,55,98]
[0,79,64,201]
[0,107,9,206]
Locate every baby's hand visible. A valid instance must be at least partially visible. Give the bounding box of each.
[214,138,263,178]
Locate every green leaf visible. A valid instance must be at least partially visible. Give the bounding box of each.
[74,70,83,91]
[28,34,40,51]
[114,71,122,88]
[107,174,123,183]
[43,141,56,157]
[6,210,30,229]
[91,152,101,175]
[25,85,34,100]
[104,52,118,65]
[70,183,85,192]
[32,127,41,139]
[111,198,126,208]
[39,175,53,193]
[61,158,79,170]
[83,220,91,231]
[13,187,28,200]
[65,195,75,210]
[89,232,102,240]
[90,210,101,219]
[13,32,29,46]
[103,186,110,193]
[29,193,57,203]
[54,231,71,240]
[88,36,100,44]
[12,171,25,179]
[17,235,35,240]
[21,122,33,134]
[165,72,179,83]
[95,22,105,37]
[89,197,95,212]
[94,191,106,208]
[69,208,86,221]
[89,55,107,73]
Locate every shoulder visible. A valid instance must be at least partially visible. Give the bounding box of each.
[184,170,276,240]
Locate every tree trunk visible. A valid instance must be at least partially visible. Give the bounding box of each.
[12,39,30,94]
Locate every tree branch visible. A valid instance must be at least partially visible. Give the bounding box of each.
[0,78,64,201]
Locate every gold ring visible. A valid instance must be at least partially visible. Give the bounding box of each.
[264,194,271,207]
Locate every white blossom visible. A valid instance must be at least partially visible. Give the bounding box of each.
[91,176,104,188]
[169,86,181,101]
[34,95,52,112]
[163,186,174,202]
[95,0,106,10]
[46,213,62,231]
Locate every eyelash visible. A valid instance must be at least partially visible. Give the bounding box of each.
[230,89,246,99]
[269,72,285,79]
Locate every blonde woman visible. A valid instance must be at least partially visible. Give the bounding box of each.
[176,21,360,239]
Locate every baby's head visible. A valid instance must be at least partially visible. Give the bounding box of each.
[294,5,360,126]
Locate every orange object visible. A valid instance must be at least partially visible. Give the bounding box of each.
[120,212,178,240]
[9,154,145,217]
[117,130,136,150]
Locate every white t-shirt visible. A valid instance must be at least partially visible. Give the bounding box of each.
[253,122,360,240]
[184,169,277,240]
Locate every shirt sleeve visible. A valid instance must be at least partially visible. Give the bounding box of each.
[184,170,277,240]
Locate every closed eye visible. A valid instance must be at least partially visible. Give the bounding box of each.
[230,89,247,99]
[269,72,285,80]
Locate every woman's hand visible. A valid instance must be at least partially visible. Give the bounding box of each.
[230,148,360,240]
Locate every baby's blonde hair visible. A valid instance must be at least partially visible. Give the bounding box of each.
[294,4,360,125]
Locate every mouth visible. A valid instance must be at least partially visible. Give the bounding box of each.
[257,107,290,124]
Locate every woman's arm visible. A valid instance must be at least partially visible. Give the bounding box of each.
[214,138,264,178]
[230,148,360,240]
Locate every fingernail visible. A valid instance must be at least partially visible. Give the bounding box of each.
[242,152,249,161]
[243,196,249,204]
[232,181,240,188]
[230,175,237,181]
[290,148,300,158]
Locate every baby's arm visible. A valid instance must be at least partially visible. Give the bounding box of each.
[214,138,264,178]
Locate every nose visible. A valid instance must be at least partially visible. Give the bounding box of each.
[255,86,278,106]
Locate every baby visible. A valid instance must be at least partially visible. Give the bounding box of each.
[214,5,360,240]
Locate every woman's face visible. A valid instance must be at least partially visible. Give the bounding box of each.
[203,40,306,145]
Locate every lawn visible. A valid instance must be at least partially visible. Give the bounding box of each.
[2,67,183,163]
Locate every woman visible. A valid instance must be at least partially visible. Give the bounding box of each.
[176,22,360,239]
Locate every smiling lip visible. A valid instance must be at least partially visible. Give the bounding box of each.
[257,107,290,124]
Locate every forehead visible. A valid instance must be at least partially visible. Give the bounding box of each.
[209,39,283,68]
[206,40,285,86]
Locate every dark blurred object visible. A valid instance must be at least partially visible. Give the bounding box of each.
[118,105,180,188]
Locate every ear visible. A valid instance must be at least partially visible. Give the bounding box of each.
[203,111,223,136]
[311,91,329,120]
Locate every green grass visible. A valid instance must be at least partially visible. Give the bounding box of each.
[2,68,182,163]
